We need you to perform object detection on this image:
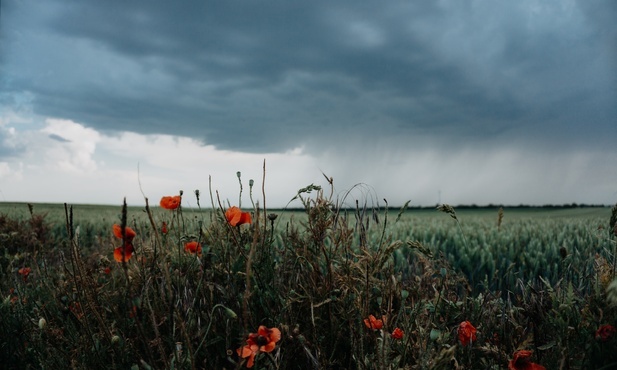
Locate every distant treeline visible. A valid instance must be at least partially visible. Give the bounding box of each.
[430,203,611,210]
[274,203,612,212]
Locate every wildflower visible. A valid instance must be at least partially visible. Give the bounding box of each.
[112,224,136,262]
[391,327,404,340]
[38,318,47,330]
[595,324,616,342]
[114,243,134,262]
[18,267,31,281]
[103,266,111,275]
[161,221,168,235]
[112,224,136,241]
[364,315,384,330]
[237,325,281,368]
[508,350,546,370]
[160,195,181,210]
[225,206,252,226]
[457,321,477,346]
[184,241,202,255]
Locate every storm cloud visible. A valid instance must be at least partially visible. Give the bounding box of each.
[0,0,615,206]
[3,0,615,153]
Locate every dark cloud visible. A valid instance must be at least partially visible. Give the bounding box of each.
[2,0,615,154]
[48,133,70,143]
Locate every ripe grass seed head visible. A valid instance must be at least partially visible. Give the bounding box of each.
[437,204,458,221]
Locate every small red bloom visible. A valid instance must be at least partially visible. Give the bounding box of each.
[184,241,202,255]
[161,221,168,235]
[237,326,281,368]
[595,324,616,342]
[112,224,136,241]
[18,267,31,281]
[364,315,384,330]
[457,321,477,346]
[391,327,404,340]
[508,350,546,370]
[103,266,111,275]
[225,206,252,226]
[160,195,181,210]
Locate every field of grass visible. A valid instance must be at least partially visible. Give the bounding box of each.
[1,182,616,369]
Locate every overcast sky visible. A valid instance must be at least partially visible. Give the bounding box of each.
[1,0,616,209]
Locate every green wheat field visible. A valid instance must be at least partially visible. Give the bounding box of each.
[1,177,616,369]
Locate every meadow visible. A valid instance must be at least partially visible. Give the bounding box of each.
[1,180,616,369]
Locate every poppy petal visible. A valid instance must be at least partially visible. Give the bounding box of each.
[113,224,136,241]
[240,211,252,225]
[269,327,281,343]
[262,341,276,353]
[226,206,242,226]
[114,244,134,262]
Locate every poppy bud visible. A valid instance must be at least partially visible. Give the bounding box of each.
[38,318,47,330]
[223,306,238,319]
[111,335,121,344]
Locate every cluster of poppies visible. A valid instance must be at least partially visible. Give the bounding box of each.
[457,321,546,370]
[108,196,615,369]
[112,195,254,262]
[233,317,615,368]
[363,314,404,340]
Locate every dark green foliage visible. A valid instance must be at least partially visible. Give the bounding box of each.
[0,195,616,369]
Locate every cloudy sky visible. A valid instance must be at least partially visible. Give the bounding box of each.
[1,0,616,208]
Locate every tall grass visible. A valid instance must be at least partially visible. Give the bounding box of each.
[1,172,616,369]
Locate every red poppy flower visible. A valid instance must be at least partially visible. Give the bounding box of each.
[364,315,384,330]
[114,243,134,263]
[161,221,168,235]
[18,267,31,281]
[113,224,136,241]
[236,326,281,368]
[391,327,404,340]
[160,195,181,210]
[184,241,202,255]
[595,324,616,342]
[508,350,546,370]
[225,206,252,226]
[457,321,477,346]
